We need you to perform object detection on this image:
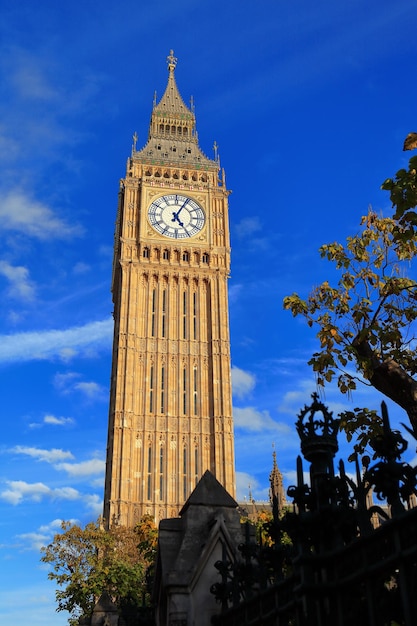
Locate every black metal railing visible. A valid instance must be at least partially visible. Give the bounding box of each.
[211,395,417,626]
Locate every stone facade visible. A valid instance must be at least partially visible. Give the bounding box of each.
[153,471,246,626]
[103,51,235,526]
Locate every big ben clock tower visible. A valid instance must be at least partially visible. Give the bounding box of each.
[103,51,235,526]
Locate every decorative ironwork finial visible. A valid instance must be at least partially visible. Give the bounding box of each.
[365,401,417,517]
[296,392,340,462]
[167,49,177,71]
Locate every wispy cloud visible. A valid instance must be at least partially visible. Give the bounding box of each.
[10,55,58,102]
[0,318,113,364]
[17,518,78,551]
[43,415,75,426]
[235,471,269,502]
[17,531,52,552]
[234,217,262,239]
[73,262,90,275]
[232,365,256,399]
[73,381,106,400]
[11,446,74,464]
[54,372,107,400]
[233,406,291,433]
[0,45,103,179]
[0,260,36,301]
[83,493,103,516]
[0,480,102,512]
[0,191,83,240]
[38,518,78,534]
[9,446,104,478]
[0,481,79,505]
[53,371,81,391]
[228,283,243,304]
[55,459,105,477]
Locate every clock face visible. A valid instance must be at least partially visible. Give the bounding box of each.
[148,194,205,239]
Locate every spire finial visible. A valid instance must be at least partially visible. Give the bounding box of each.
[167,49,177,72]
[272,443,277,468]
[213,141,218,161]
[132,131,138,155]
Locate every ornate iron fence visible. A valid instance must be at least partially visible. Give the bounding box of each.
[211,395,417,626]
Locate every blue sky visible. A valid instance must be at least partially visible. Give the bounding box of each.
[1,0,416,623]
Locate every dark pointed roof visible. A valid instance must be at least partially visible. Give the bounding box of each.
[180,470,237,514]
[92,591,119,613]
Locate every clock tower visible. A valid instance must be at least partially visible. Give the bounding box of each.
[103,51,235,526]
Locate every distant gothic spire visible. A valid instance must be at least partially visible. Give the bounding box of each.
[269,447,285,511]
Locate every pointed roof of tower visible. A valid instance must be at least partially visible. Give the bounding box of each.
[133,51,217,168]
[153,50,194,120]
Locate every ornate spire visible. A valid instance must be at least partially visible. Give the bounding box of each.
[269,447,285,512]
[133,51,217,168]
[167,49,177,72]
[152,50,193,120]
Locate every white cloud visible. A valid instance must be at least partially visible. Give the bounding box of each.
[54,371,81,391]
[0,260,36,301]
[17,532,51,552]
[234,217,262,238]
[53,487,80,500]
[10,446,104,479]
[90,477,105,488]
[0,318,113,364]
[232,365,256,399]
[54,372,106,400]
[58,348,78,362]
[73,262,90,275]
[11,56,57,102]
[278,379,318,415]
[1,481,54,505]
[235,471,270,502]
[5,309,26,325]
[55,459,105,477]
[17,518,80,551]
[228,283,243,304]
[11,446,74,464]
[74,381,105,399]
[38,518,76,534]
[0,481,84,506]
[0,190,82,239]
[235,471,260,501]
[83,493,103,516]
[233,406,291,433]
[43,415,74,426]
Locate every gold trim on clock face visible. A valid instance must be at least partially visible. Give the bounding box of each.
[148,194,205,239]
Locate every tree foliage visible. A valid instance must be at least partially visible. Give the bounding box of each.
[382,155,417,242]
[283,156,417,441]
[41,517,157,626]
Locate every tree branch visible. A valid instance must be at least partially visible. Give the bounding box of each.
[353,335,417,434]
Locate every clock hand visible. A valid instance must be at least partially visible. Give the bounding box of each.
[172,199,189,227]
[172,212,184,227]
